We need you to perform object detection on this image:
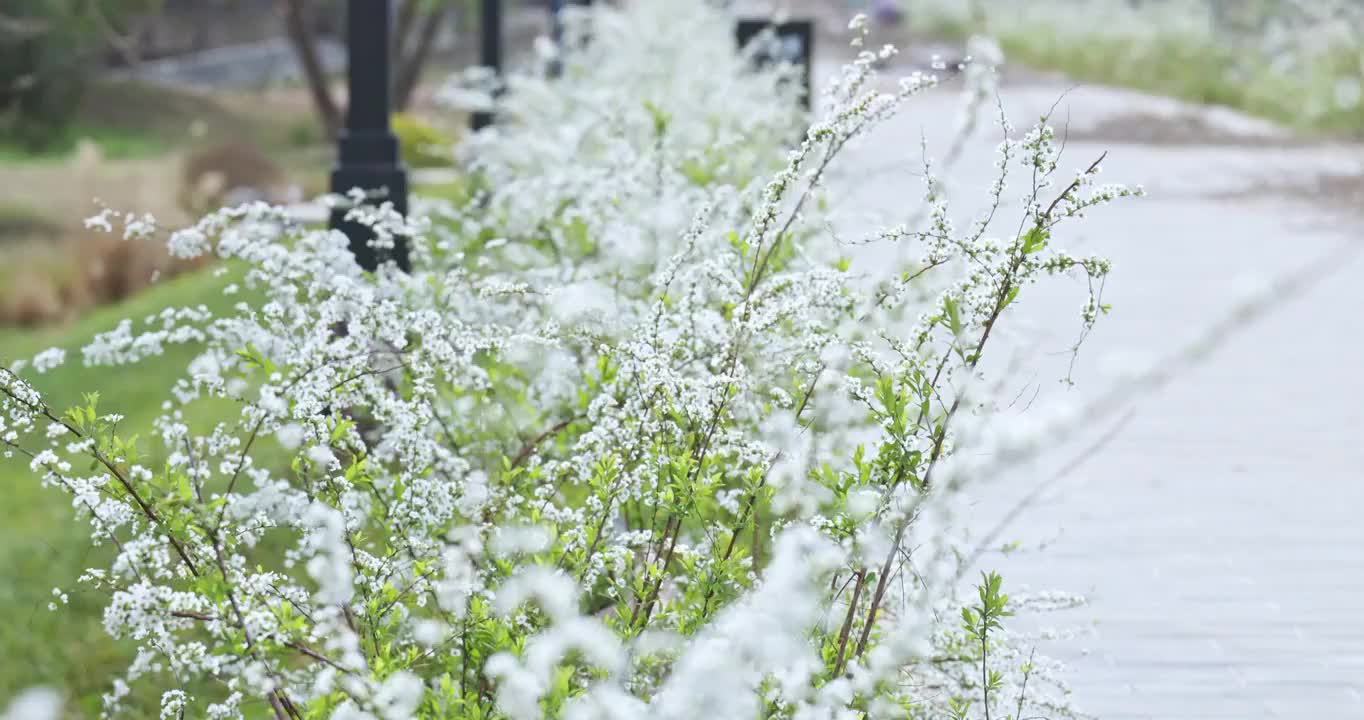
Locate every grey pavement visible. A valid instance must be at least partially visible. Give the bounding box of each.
[820,53,1364,719]
[117,37,346,91]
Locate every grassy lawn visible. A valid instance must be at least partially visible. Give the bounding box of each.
[0,179,458,715]
[0,123,167,164]
[0,78,311,165]
[0,265,246,718]
[915,7,1364,137]
[0,73,323,717]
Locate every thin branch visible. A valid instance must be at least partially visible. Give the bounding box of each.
[511,416,580,468]
[282,0,340,140]
[831,569,867,676]
[285,640,357,675]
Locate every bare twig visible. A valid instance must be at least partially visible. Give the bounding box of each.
[511,416,580,468]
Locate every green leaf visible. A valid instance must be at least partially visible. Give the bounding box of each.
[1002,285,1020,310]
[643,100,673,137]
[943,295,963,336]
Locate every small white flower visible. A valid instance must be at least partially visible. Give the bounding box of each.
[31,348,66,374]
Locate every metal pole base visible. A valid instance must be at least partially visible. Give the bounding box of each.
[330,163,411,272]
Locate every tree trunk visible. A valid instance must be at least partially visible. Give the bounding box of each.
[395,6,449,110]
[391,0,420,67]
[282,0,340,140]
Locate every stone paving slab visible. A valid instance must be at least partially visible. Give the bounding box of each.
[817,50,1364,718]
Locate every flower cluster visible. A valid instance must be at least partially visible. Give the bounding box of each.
[0,3,1140,719]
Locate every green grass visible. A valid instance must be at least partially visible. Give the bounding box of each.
[918,12,1364,137]
[0,265,246,718]
[0,182,463,717]
[0,122,167,164]
[0,77,319,165]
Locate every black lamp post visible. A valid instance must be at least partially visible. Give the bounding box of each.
[331,0,410,272]
[471,0,502,130]
[548,0,566,78]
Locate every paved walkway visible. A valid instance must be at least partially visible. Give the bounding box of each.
[822,53,1364,719]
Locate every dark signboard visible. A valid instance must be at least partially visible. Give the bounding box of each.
[735,18,814,110]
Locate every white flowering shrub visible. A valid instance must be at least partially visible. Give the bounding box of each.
[0,3,1140,719]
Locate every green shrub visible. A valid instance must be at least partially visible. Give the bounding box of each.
[392,111,456,168]
[0,1,84,150]
[0,1,157,152]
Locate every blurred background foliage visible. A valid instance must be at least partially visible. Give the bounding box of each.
[0,0,162,152]
[912,0,1364,135]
